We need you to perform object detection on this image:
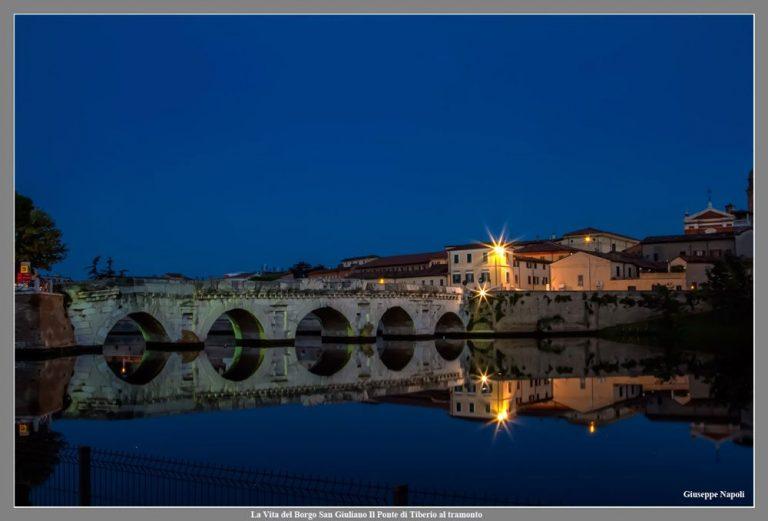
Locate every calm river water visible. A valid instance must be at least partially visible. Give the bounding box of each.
[15,335,753,506]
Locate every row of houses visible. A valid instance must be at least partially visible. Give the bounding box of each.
[301,172,752,292]
[219,172,752,293]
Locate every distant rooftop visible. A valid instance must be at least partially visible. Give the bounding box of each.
[339,254,379,262]
[641,227,751,244]
[562,227,638,242]
[359,251,446,269]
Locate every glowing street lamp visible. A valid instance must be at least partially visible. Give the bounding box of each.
[484,232,510,289]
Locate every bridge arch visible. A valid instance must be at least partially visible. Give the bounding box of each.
[376,307,415,338]
[376,338,415,371]
[102,312,172,385]
[434,338,466,361]
[202,308,265,382]
[434,312,466,336]
[295,306,354,339]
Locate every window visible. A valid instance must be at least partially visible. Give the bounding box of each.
[482,252,488,262]
[627,267,632,277]
[469,403,475,413]
[616,266,621,278]
[506,272,510,283]
[467,253,472,263]
[543,277,548,284]
[452,273,461,284]
[627,285,637,291]
[454,385,463,392]
[611,243,617,252]
[456,402,462,412]
[485,404,491,413]
[440,279,444,286]
[465,272,475,283]
[528,275,532,284]
[513,260,520,267]
[533,276,539,285]
[577,274,584,287]
[653,253,659,261]
[480,271,490,283]
[453,254,459,264]
[515,274,519,284]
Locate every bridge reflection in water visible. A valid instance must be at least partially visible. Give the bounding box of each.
[15,336,753,506]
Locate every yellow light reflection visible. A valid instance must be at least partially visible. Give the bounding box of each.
[496,409,509,422]
[588,421,597,434]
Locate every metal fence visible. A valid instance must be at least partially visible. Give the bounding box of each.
[16,443,536,506]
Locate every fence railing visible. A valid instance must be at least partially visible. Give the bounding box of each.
[16,443,538,507]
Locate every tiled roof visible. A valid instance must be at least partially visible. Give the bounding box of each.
[512,241,579,254]
[513,255,553,264]
[339,254,379,262]
[359,251,446,268]
[673,255,723,264]
[562,227,638,241]
[352,264,448,280]
[641,229,750,244]
[552,250,665,271]
[444,242,488,251]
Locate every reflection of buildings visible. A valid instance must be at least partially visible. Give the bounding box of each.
[449,378,552,420]
[520,376,643,428]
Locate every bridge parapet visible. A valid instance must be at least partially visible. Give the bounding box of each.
[63,278,468,346]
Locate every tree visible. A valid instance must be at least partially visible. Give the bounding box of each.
[289,261,313,279]
[86,255,127,279]
[15,193,67,272]
[87,256,102,279]
[701,253,753,318]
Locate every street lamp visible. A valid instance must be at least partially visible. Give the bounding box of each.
[485,234,509,290]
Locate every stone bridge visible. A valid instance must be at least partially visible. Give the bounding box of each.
[63,278,467,347]
[62,341,468,419]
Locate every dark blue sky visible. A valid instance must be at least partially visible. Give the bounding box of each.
[16,15,753,278]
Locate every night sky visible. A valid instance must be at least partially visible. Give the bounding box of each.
[15,15,753,278]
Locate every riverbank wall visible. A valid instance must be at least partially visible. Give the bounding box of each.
[15,293,76,349]
[466,290,704,334]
